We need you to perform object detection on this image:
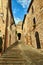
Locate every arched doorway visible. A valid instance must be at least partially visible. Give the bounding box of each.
[35,31,41,49]
[0,37,3,52]
[17,33,21,40]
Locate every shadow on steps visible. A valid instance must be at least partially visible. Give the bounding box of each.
[4,41,19,53]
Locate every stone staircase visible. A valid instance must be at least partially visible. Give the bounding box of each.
[0,42,26,65]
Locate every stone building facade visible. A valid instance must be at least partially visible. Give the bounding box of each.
[23,0,43,49]
[0,0,16,52]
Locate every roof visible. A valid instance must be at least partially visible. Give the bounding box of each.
[27,0,34,13]
[8,0,15,25]
[22,0,34,30]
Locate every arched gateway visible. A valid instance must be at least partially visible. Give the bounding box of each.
[17,33,21,40]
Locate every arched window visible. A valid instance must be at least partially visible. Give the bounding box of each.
[33,17,36,28]
[35,31,41,49]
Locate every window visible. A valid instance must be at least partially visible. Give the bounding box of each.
[10,25,12,30]
[3,35,5,39]
[0,30,1,32]
[33,17,36,28]
[35,31,41,49]
[3,20,4,23]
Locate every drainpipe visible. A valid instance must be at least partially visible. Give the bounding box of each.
[4,7,8,52]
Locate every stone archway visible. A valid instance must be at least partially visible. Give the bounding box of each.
[17,33,21,40]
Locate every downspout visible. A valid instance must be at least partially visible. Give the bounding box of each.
[4,7,8,52]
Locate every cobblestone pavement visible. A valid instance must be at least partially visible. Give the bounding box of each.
[0,41,43,65]
[18,41,43,65]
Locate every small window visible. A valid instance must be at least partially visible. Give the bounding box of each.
[33,17,36,28]
[0,30,1,32]
[33,17,36,24]
[10,25,12,30]
[15,31,17,34]
[3,19,4,23]
[3,35,5,39]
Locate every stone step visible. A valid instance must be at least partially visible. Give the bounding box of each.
[2,54,22,57]
[2,54,23,58]
[0,59,25,61]
[3,50,21,56]
[0,57,26,64]
[0,43,26,65]
[0,55,26,64]
[0,60,25,63]
[2,53,22,58]
[1,56,22,58]
[0,63,25,65]
[7,49,21,51]
[5,49,21,54]
[0,57,25,60]
[4,51,21,55]
[6,49,21,51]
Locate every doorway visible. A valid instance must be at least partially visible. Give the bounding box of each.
[0,37,3,52]
[35,31,41,49]
[17,33,21,40]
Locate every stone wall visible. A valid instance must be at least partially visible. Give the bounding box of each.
[0,0,17,51]
[23,0,43,49]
